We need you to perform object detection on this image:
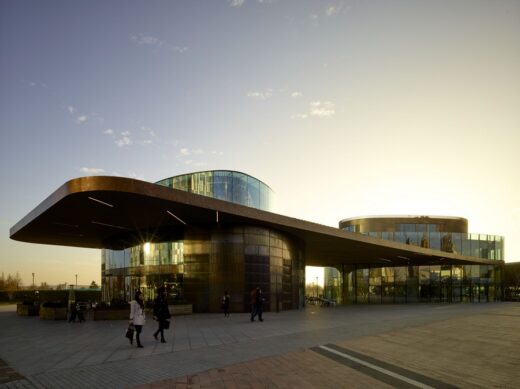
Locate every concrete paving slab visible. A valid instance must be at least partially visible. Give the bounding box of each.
[1,303,519,388]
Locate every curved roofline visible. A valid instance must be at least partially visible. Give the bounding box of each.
[339,215,468,224]
[156,170,274,193]
[9,176,499,265]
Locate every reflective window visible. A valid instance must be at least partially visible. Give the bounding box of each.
[156,170,274,212]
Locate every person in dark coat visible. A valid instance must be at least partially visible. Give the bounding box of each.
[68,302,77,323]
[76,302,85,323]
[152,287,171,343]
[222,291,230,317]
[250,287,264,322]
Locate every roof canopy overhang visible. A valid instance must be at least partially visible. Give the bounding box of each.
[10,176,498,268]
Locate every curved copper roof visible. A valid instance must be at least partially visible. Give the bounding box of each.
[10,176,498,267]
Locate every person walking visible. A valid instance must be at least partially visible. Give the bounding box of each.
[222,291,230,317]
[68,302,77,323]
[129,290,146,348]
[250,287,257,321]
[76,302,85,323]
[250,287,264,322]
[152,287,171,343]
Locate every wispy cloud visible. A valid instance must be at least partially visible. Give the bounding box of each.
[140,126,155,144]
[115,137,132,147]
[80,167,105,175]
[22,79,48,88]
[310,101,335,117]
[228,0,275,5]
[131,33,162,46]
[291,101,336,119]
[131,33,188,53]
[179,147,203,156]
[175,146,209,167]
[228,0,245,6]
[76,115,88,124]
[290,113,309,120]
[115,131,132,147]
[247,89,273,100]
[104,127,155,147]
[291,91,302,98]
[325,1,347,17]
[65,105,102,126]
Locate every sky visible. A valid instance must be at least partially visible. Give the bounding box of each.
[1,0,519,287]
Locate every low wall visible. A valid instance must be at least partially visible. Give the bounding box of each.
[39,306,67,320]
[17,304,39,316]
[93,309,129,321]
[170,304,192,316]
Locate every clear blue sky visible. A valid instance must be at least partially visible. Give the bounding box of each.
[1,0,519,286]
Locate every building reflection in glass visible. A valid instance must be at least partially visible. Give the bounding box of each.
[101,171,305,312]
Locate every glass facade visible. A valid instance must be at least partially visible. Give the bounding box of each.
[324,264,501,304]
[155,170,275,212]
[341,220,503,261]
[324,216,504,304]
[102,171,305,313]
[364,231,503,260]
[102,226,304,312]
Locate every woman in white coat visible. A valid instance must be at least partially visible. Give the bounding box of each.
[129,291,146,348]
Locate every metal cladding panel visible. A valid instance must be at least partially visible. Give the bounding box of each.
[10,176,498,267]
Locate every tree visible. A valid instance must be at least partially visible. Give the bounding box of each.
[89,280,99,289]
[55,283,68,290]
[38,282,51,290]
[2,273,23,291]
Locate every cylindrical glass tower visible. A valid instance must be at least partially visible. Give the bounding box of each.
[101,171,304,313]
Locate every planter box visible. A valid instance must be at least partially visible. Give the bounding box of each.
[170,304,192,316]
[17,304,39,316]
[39,306,67,320]
[93,309,129,321]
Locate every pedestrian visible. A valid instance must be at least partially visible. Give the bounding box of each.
[76,302,85,322]
[222,291,230,317]
[152,287,171,343]
[250,287,264,322]
[68,302,77,323]
[129,290,146,348]
[250,287,257,321]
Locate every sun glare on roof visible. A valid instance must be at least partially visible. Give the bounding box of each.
[143,242,151,255]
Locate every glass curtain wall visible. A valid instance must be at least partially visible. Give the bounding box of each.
[101,171,288,312]
[155,170,275,212]
[343,229,504,261]
[342,264,500,304]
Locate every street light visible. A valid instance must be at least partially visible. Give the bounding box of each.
[32,273,35,289]
[75,274,78,289]
[316,276,319,298]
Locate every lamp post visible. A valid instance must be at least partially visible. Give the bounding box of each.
[32,273,35,289]
[75,274,78,289]
[316,276,319,298]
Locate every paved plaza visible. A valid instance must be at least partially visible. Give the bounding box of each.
[0,302,519,388]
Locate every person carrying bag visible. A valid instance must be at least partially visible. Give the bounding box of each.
[152,287,171,343]
[125,323,135,343]
[129,291,146,348]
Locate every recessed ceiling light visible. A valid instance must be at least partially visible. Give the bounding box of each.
[88,196,114,207]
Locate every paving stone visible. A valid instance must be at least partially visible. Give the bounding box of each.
[1,303,520,388]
